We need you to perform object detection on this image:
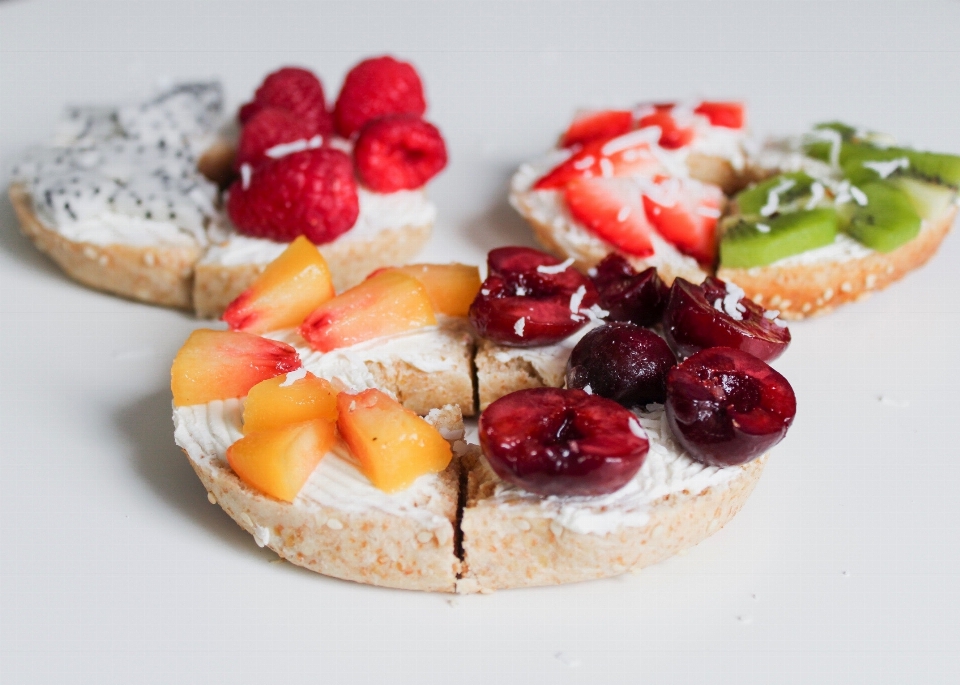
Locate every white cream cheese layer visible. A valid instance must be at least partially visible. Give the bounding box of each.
[480,404,744,536]
[173,399,452,530]
[199,187,437,267]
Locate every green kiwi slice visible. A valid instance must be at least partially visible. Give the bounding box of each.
[719,207,839,269]
[841,143,960,189]
[889,177,956,220]
[843,181,921,253]
[734,172,818,217]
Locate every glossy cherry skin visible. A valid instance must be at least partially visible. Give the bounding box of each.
[665,347,796,467]
[591,253,668,327]
[662,277,791,361]
[479,388,649,496]
[566,323,676,407]
[469,246,599,347]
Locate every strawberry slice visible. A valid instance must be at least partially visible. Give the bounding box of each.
[636,109,694,150]
[693,101,745,129]
[641,177,724,265]
[561,110,634,148]
[534,132,663,190]
[564,177,654,257]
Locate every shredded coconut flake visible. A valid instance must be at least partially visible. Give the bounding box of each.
[863,157,909,179]
[240,163,252,190]
[573,155,596,170]
[760,178,796,216]
[617,205,632,222]
[756,223,771,233]
[279,367,308,388]
[569,285,587,314]
[850,185,868,206]
[805,181,825,210]
[627,417,646,440]
[599,158,614,177]
[265,134,323,159]
[583,384,593,395]
[698,206,722,218]
[514,317,525,337]
[537,257,575,275]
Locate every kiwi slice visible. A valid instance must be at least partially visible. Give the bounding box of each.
[889,177,956,220]
[841,143,960,189]
[735,172,817,217]
[843,181,921,253]
[720,207,839,269]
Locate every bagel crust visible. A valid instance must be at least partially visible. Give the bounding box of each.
[717,207,956,319]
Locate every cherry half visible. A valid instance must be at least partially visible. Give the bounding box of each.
[665,347,796,467]
[590,253,669,327]
[566,323,676,407]
[469,247,599,347]
[662,277,791,361]
[479,388,649,496]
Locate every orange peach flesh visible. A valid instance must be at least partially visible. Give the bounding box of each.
[378,263,481,317]
[222,236,336,334]
[336,389,452,493]
[170,329,301,406]
[242,371,338,435]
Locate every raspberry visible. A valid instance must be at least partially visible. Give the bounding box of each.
[238,67,333,137]
[354,115,447,192]
[227,148,359,244]
[234,108,318,170]
[334,56,426,138]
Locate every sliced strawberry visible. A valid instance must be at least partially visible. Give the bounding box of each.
[636,109,694,150]
[564,177,654,257]
[534,133,663,190]
[693,101,744,129]
[641,177,724,265]
[560,110,634,148]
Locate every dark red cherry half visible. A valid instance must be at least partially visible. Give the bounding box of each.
[479,387,649,496]
[469,246,599,347]
[662,277,790,361]
[590,253,668,327]
[665,347,796,467]
[566,323,676,407]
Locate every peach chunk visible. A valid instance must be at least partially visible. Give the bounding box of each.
[336,389,453,493]
[227,419,336,502]
[222,236,336,334]
[376,264,481,317]
[299,271,436,352]
[171,329,301,406]
[243,371,339,434]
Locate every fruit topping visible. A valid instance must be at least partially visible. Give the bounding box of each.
[734,172,819,217]
[563,177,655,257]
[566,323,676,407]
[334,56,427,138]
[719,208,839,269]
[234,107,319,170]
[171,329,301,406]
[242,371,339,435]
[641,175,725,265]
[300,270,436,352]
[478,388,649,496]
[590,253,668,327]
[227,419,336,502]
[374,263,481,317]
[662,277,791,362]
[693,101,745,129]
[534,133,663,190]
[665,347,796,467]
[222,236,336,334]
[561,110,634,148]
[841,181,921,253]
[636,106,694,149]
[469,247,600,347]
[337,389,452,493]
[353,114,447,192]
[238,67,333,137]
[226,147,359,244]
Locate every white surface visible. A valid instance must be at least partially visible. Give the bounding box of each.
[2,1,960,683]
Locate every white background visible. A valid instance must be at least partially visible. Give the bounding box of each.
[2,1,959,683]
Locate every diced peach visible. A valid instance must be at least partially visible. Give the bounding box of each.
[243,371,338,434]
[227,419,336,502]
[222,236,336,334]
[299,271,436,352]
[170,329,301,406]
[336,389,452,493]
[374,264,481,317]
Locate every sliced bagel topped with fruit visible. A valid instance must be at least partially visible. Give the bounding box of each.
[510,106,959,318]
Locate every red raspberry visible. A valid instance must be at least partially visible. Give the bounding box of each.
[334,56,426,138]
[234,108,318,170]
[227,148,359,244]
[354,115,447,192]
[238,67,333,136]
